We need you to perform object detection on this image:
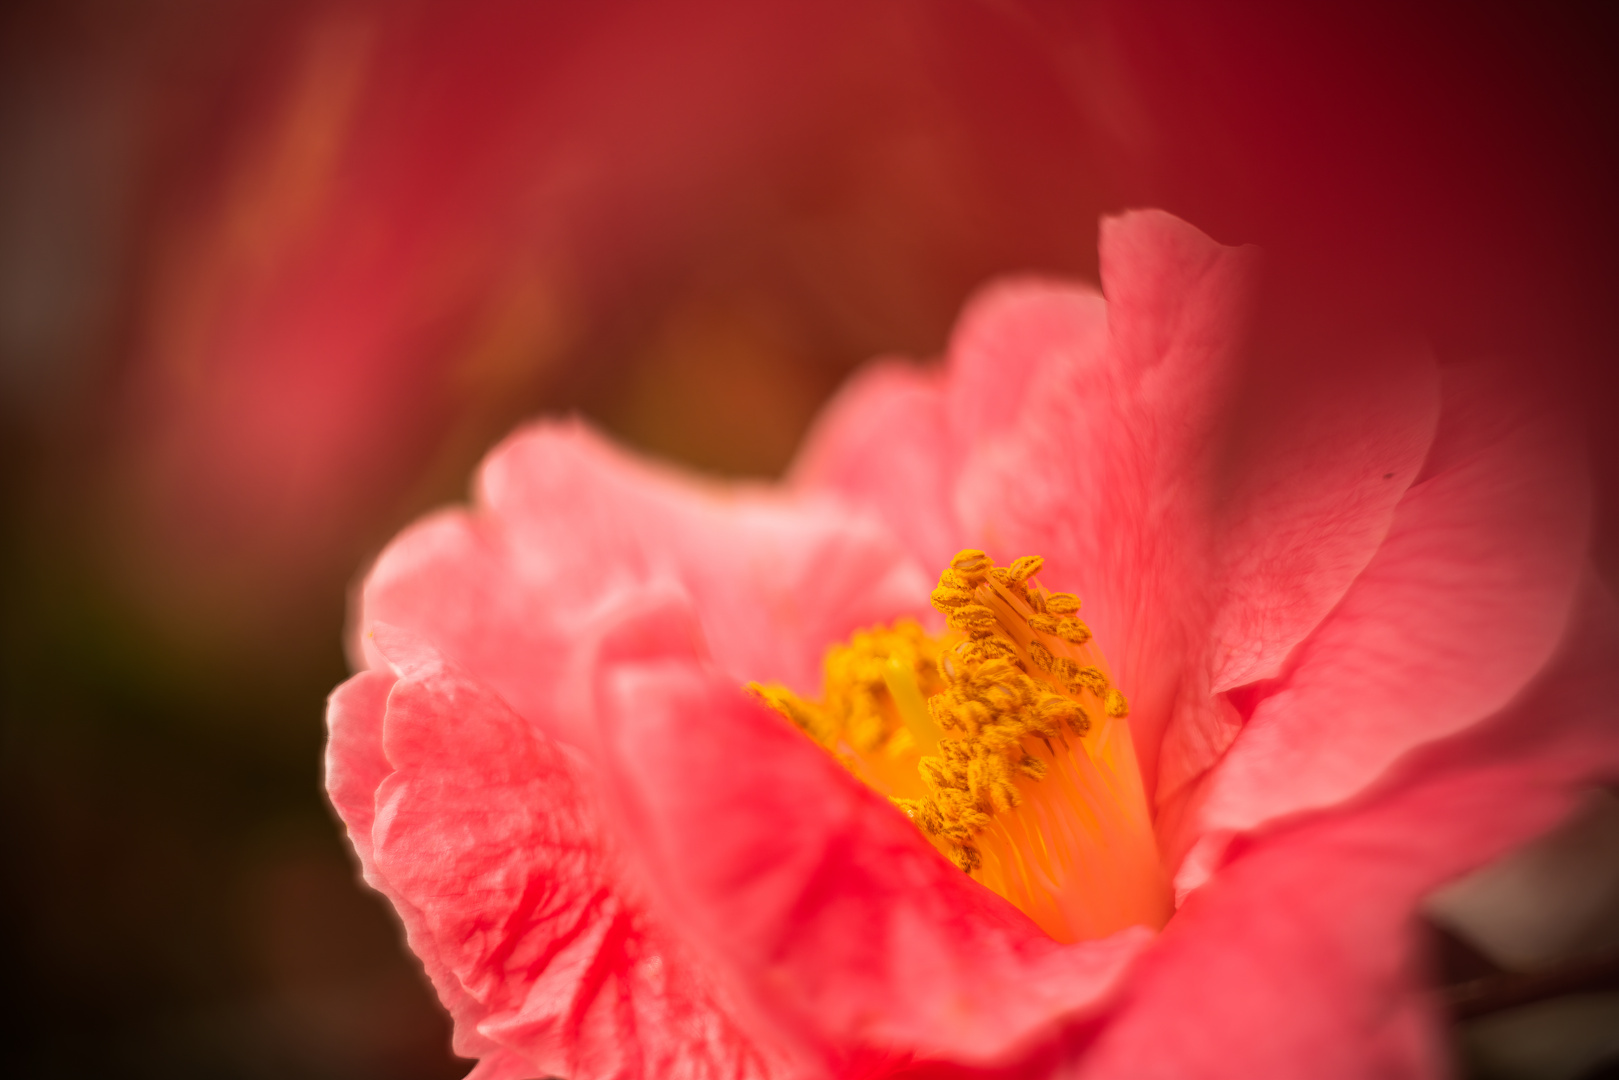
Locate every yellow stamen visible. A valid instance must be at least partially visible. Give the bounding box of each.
[882,654,943,757]
[749,619,944,800]
[752,550,1171,943]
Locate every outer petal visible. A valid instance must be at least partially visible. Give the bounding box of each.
[330,670,538,1073]
[1186,361,1590,881]
[589,594,1150,1069]
[1074,579,1619,1080]
[334,625,792,1080]
[358,419,931,752]
[1151,344,1440,843]
[1202,342,1440,695]
[326,669,400,872]
[326,665,516,1064]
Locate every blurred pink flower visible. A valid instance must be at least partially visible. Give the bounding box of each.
[112,0,853,628]
[325,211,1619,1078]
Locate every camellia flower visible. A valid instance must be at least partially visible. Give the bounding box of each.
[326,210,1619,1078]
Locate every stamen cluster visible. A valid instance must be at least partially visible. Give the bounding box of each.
[895,550,1128,872]
[749,619,942,767]
[750,549,1133,881]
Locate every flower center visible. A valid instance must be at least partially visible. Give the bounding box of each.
[750,549,1171,943]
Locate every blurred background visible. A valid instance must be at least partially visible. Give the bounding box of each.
[1,2,1616,1077]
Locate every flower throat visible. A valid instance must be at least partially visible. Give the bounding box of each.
[750,550,1171,943]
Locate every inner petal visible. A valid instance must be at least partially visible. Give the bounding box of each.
[751,550,1172,943]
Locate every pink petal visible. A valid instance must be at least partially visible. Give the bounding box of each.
[789,278,1110,577]
[325,669,398,871]
[352,625,789,1080]
[952,211,1260,799]
[353,507,602,752]
[1189,361,1590,872]
[789,359,961,573]
[1203,342,1441,695]
[1153,342,1441,825]
[1075,579,1619,1080]
[325,665,503,1063]
[945,278,1110,448]
[358,419,931,752]
[589,596,1150,1067]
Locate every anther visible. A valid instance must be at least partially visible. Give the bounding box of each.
[1007,555,1044,583]
[1056,618,1092,646]
[1026,613,1060,634]
[949,549,993,582]
[1045,593,1081,615]
[1071,667,1108,697]
[946,604,1000,634]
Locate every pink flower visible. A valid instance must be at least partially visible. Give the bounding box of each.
[325,210,1619,1078]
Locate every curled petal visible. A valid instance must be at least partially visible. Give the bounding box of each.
[1187,361,1590,883]
[1203,341,1441,696]
[1153,341,1442,834]
[333,626,790,1080]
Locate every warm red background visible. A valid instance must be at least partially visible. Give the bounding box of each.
[1,3,1615,1076]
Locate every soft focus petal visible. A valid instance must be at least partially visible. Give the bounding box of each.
[789,278,1110,576]
[121,0,852,604]
[1151,343,1441,848]
[945,278,1110,448]
[1189,361,1590,876]
[473,421,933,690]
[1075,579,1619,1080]
[789,359,959,572]
[359,419,930,751]
[337,625,788,1080]
[1202,342,1440,696]
[590,596,1150,1067]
